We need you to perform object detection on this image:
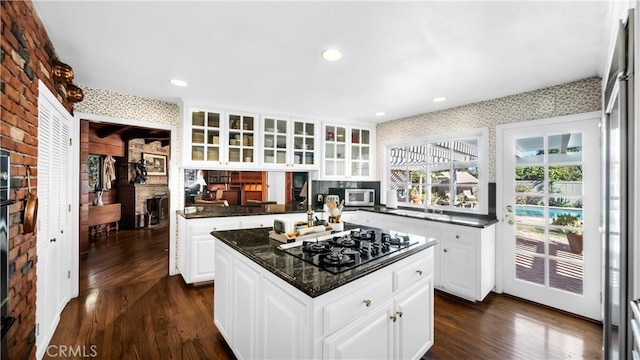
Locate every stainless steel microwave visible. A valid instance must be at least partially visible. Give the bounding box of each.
[344,188,375,206]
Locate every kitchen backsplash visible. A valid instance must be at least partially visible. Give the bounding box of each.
[311,180,381,206]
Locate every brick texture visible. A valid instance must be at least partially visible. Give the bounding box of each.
[1,1,74,359]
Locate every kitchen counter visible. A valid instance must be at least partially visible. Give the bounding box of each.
[211,224,437,298]
[178,204,306,219]
[181,203,496,228]
[358,206,498,228]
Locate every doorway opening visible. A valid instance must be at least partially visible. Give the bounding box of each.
[79,119,172,294]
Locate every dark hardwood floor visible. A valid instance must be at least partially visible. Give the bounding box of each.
[46,228,234,360]
[47,228,603,359]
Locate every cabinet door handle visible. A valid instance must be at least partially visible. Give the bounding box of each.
[416,270,423,275]
[363,299,371,307]
[50,238,56,243]
[390,314,397,322]
[396,311,403,318]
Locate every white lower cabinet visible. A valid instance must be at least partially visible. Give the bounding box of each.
[260,276,308,359]
[178,215,240,284]
[323,273,434,360]
[214,240,435,360]
[356,210,496,302]
[178,213,306,284]
[395,278,434,359]
[436,223,495,302]
[323,300,394,359]
[438,229,477,300]
[232,256,261,360]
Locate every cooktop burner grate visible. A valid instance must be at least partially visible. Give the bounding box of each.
[282,228,419,274]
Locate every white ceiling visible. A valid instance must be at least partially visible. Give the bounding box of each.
[32,1,610,124]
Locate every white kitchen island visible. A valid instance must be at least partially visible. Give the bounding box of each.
[212,225,437,360]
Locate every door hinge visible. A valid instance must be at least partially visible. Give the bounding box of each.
[69,138,72,146]
[67,270,71,279]
[36,323,39,336]
[68,204,71,212]
[600,292,603,304]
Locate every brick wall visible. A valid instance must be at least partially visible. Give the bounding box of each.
[1,1,73,359]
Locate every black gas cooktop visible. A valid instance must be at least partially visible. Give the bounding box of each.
[281,228,420,274]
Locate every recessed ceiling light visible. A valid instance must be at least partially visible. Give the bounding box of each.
[374,112,385,117]
[322,49,342,61]
[170,79,188,87]
[432,96,447,103]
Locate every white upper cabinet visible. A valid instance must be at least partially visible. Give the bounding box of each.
[185,107,224,166]
[181,101,321,170]
[322,123,375,179]
[182,105,258,168]
[260,115,318,170]
[226,111,257,165]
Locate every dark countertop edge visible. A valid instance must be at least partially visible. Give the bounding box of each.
[356,207,498,228]
[178,207,307,219]
[213,228,438,298]
[178,205,498,228]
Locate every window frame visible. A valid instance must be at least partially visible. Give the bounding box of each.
[382,128,489,215]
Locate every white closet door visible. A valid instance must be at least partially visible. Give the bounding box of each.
[35,81,74,360]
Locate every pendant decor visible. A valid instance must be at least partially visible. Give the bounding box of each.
[52,59,84,103]
[52,60,74,84]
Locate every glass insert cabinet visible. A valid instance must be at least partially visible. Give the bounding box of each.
[184,106,328,171]
[324,124,371,178]
[261,116,317,169]
[187,109,256,166]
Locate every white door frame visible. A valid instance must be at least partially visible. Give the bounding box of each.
[70,112,179,298]
[495,111,602,305]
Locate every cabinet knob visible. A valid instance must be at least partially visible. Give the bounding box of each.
[455,234,460,239]
[443,249,448,253]
[363,299,371,307]
[416,269,423,275]
[396,311,403,318]
[390,314,397,322]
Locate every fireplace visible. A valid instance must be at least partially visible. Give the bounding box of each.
[146,196,169,227]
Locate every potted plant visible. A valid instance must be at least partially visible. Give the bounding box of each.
[551,213,583,254]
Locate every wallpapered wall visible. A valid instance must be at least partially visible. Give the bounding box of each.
[74,86,180,125]
[74,86,183,271]
[376,77,602,182]
[74,86,182,199]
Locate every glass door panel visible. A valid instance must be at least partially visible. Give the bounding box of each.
[512,133,585,295]
[501,115,600,320]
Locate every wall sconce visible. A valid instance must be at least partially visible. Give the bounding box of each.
[66,84,84,103]
[52,59,74,84]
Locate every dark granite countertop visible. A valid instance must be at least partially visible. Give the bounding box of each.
[178,204,307,219]
[180,203,497,228]
[212,224,437,298]
[357,206,499,228]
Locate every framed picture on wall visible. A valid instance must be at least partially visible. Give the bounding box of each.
[143,153,167,175]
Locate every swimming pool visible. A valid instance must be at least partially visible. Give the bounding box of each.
[516,206,583,220]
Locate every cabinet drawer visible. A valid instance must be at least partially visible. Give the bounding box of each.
[441,228,476,243]
[323,275,392,335]
[394,250,434,293]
